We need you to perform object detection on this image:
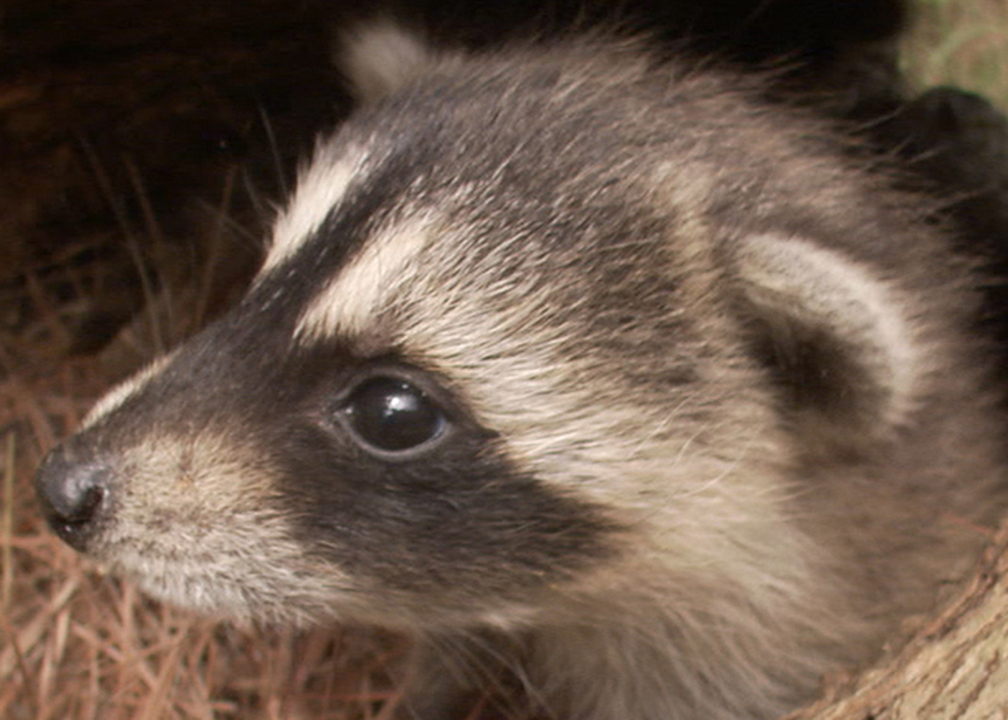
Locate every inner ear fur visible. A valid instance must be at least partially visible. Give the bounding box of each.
[733,233,921,435]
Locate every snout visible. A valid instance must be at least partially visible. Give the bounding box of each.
[35,441,112,552]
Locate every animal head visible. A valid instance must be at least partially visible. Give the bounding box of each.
[35,30,983,636]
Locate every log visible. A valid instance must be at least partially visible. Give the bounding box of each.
[792,526,1008,720]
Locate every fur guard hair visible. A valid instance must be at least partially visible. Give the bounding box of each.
[36,22,1008,720]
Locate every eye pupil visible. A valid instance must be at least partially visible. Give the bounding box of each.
[345,377,445,452]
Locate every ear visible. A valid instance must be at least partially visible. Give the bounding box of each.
[334,20,444,103]
[734,233,921,434]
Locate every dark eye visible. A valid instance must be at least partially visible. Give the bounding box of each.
[344,376,446,453]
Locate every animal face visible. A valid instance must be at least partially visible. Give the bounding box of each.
[35,29,1006,719]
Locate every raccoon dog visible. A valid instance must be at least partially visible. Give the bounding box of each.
[35,24,1008,720]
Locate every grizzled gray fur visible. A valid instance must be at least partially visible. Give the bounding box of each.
[36,25,1008,720]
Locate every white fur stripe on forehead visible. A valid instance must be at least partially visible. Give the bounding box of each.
[295,216,433,342]
[260,144,370,274]
[82,349,179,428]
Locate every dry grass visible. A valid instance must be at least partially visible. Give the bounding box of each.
[3,1,1008,719]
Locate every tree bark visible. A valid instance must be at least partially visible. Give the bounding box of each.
[791,525,1008,720]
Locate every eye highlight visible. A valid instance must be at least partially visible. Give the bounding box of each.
[343,376,447,453]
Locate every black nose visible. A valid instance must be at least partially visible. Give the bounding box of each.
[35,441,111,551]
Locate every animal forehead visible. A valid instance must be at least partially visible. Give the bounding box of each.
[294,214,438,344]
[258,62,709,351]
[279,177,680,358]
[264,56,671,274]
[261,133,436,276]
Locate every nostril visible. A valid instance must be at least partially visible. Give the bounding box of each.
[35,443,111,551]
